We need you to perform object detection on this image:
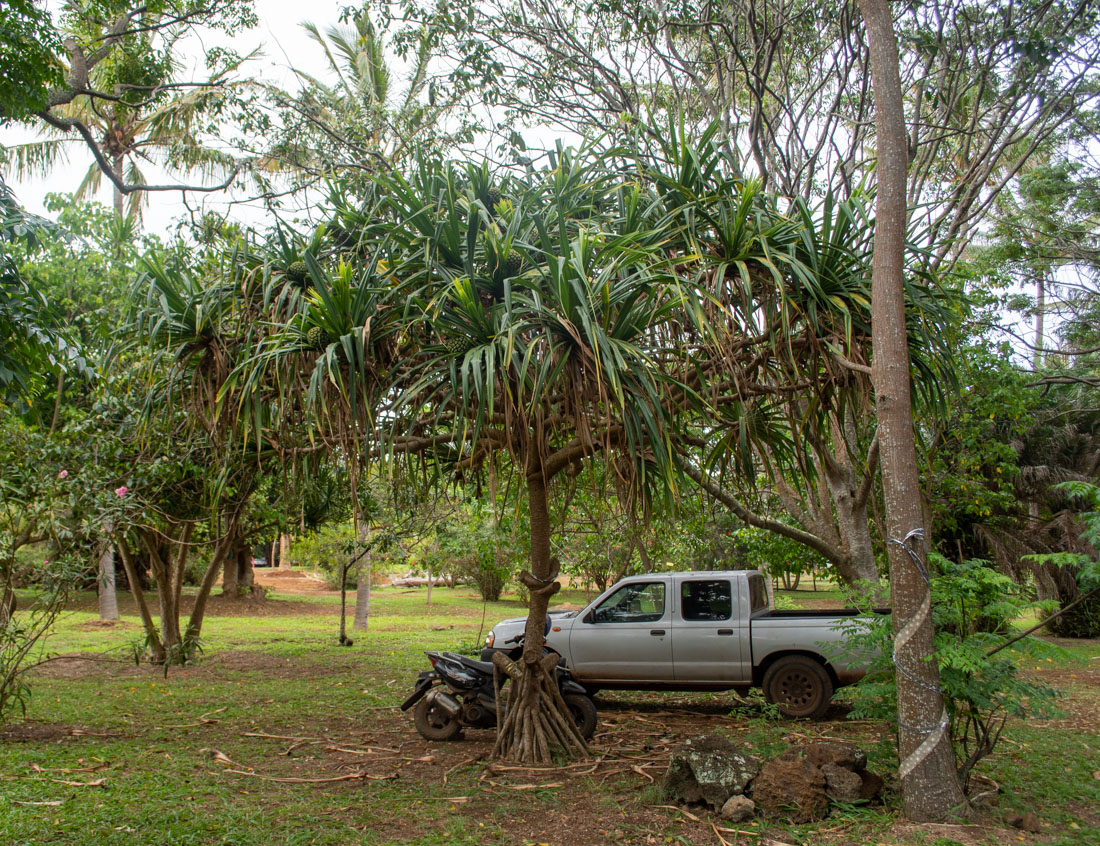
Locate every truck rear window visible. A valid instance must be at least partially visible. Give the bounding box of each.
[680,580,732,620]
[747,574,768,613]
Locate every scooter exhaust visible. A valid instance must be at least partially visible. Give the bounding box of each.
[423,688,461,717]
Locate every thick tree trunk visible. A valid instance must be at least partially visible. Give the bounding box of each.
[858,0,969,821]
[278,534,292,571]
[97,543,119,621]
[492,467,587,763]
[222,550,239,598]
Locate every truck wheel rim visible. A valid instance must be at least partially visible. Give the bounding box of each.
[777,669,814,707]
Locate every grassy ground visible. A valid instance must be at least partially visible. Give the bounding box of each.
[1,577,1097,846]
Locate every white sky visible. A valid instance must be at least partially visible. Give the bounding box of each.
[1,0,353,234]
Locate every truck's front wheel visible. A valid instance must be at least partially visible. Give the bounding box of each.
[762,655,833,719]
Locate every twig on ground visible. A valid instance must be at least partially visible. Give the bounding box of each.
[443,753,485,785]
[220,768,398,783]
[647,804,702,822]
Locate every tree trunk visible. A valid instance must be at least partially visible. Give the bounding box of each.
[112,154,124,218]
[239,549,254,591]
[1034,275,1045,371]
[97,543,119,621]
[222,550,239,598]
[353,557,372,631]
[858,0,969,821]
[425,566,433,606]
[278,534,292,571]
[117,536,165,663]
[491,467,587,764]
[185,527,239,646]
[353,515,371,631]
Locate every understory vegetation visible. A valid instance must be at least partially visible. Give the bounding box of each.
[0,584,1095,846]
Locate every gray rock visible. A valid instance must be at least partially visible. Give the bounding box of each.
[822,762,863,802]
[720,794,756,822]
[663,734,760,810]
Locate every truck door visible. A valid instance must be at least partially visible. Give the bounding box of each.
[673,577,749,682]
[569,579,674,681]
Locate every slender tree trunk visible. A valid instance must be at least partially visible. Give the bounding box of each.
[117,537,165,663]
[426,566,433,606]
[858,0,969,821]
[353,515,371,632]
[97,543,119,621]
[112,154,124,218]
[49,370,64,435]
[186,528,238,644]
[1034,275,1046,371]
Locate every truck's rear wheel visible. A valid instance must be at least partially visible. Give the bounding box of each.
[762,655,833,719]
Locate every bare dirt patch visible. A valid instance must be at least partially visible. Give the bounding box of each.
[0,722,118,743]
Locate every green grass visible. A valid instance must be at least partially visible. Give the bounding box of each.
[2,583,1097,845]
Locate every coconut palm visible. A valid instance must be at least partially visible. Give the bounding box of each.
[2,25,247,222]
[262,4,479,192]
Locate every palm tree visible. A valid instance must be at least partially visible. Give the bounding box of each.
[2,25,246,222]
[262,4,479,191]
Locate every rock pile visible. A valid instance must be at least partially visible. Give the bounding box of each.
[663,736,884,824]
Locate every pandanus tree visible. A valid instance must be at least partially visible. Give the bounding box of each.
[368,150,698,762]
[640,125,956,593]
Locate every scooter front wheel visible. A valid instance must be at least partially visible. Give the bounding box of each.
[413,696,462,740]
[564,694,598,740]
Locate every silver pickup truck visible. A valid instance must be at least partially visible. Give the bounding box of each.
[481,570,878,719]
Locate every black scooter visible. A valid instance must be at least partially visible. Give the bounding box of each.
[400,648,597,741]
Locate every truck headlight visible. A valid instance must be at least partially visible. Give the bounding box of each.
[485,631,495,648]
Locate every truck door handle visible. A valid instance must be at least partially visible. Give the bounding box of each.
[717,629,733,636]
[650,629,665,636]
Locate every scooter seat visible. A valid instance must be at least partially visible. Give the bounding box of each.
[448,653,496,675]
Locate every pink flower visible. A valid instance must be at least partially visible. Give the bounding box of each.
[58,469,68,479]
[115,486,128,497]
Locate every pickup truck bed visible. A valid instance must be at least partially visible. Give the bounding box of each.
[482,570,883,719]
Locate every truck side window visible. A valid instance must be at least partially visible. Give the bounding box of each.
[681,580,732,621]
[592,582,666,623]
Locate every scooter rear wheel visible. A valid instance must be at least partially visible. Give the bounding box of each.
[413,696,462,740]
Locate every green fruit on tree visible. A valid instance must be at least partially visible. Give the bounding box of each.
[287,260,309,285]
[305,325,331,350]
[443,335,475,357]
[500,249,523,277]
[485,187,502,208]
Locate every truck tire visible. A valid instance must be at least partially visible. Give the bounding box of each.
[563,694,598,740]
[762,655,833,719]
[413,696,462,741]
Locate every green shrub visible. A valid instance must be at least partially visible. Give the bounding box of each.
[838,555,1063,790]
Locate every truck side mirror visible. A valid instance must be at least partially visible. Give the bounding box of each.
[582,611,594,624]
